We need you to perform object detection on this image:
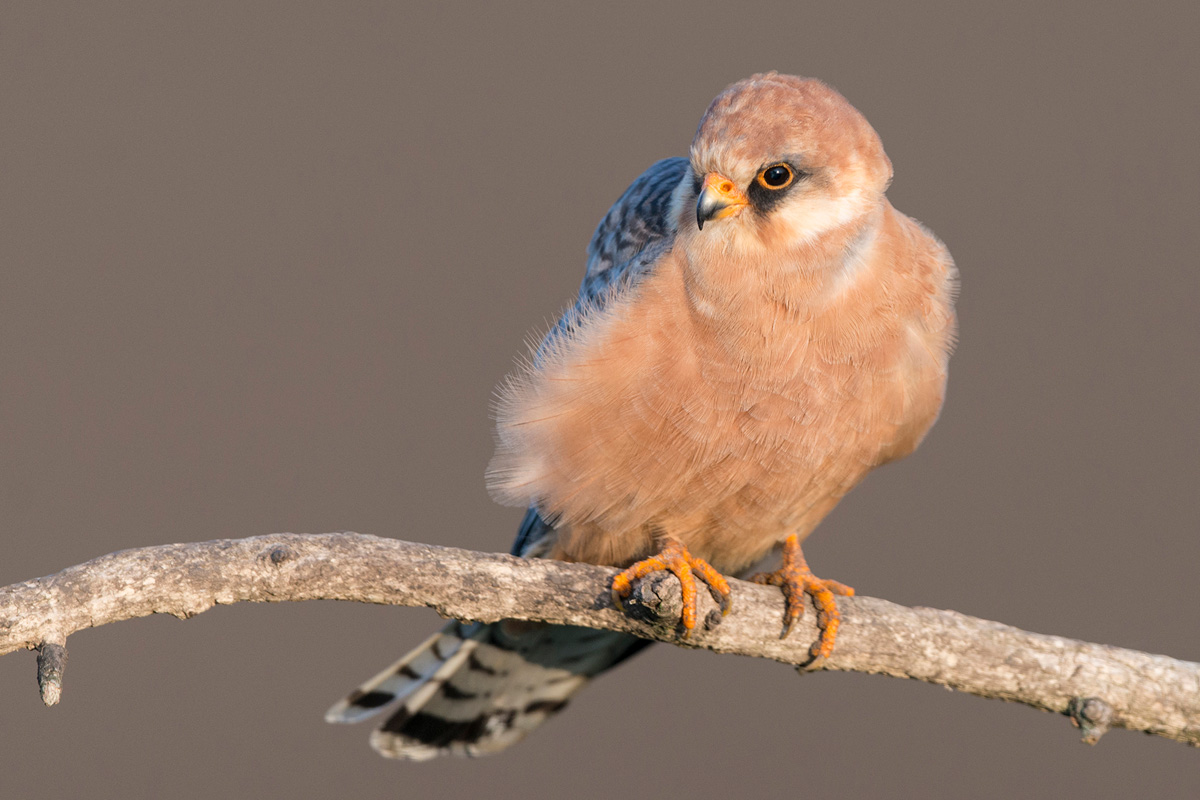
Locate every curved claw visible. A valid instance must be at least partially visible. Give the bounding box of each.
[611,537,732,637]
[751,535,854,660]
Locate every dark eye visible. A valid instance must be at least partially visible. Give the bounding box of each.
[757,164,795,190]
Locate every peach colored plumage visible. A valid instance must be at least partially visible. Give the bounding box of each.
[490,73,956,649]
[328,73,957,759]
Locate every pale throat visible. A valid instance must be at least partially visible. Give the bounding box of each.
[677,209,882,332]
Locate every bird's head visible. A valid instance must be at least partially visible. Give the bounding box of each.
[682,73,892,257]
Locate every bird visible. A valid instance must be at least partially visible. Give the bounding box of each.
[326,72,958,760]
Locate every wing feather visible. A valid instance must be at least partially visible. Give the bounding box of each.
[513,156,690,557]
[533,156,689,367]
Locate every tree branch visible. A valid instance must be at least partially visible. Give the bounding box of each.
[2,532,1197,747]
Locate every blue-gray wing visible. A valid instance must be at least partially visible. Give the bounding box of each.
[512,156,690,559]
[532,156,690,369]
[580,156,690,307]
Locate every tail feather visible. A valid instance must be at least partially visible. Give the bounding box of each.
[327,619,645,760]
[325,627,474,725]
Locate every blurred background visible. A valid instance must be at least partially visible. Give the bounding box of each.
[2,2,1198,797]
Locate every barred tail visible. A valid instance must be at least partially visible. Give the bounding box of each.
[326,619,645,760]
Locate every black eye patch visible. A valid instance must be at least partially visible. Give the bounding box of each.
[747,162,805,214]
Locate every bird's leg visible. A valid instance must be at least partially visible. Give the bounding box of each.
[750,534,854,660]
[610,536,731,637]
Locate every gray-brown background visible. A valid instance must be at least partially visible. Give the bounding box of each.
[3,2,1198,797]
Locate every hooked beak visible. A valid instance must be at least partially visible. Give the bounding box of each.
[696,173,748,230]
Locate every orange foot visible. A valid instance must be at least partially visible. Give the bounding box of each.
[610,537,732,637]
[751,534,854,660]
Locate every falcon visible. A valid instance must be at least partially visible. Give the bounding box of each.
[327,73,958,759]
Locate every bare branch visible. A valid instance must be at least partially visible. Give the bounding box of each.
[2,533,1197,746]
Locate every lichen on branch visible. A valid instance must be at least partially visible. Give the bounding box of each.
[1,532,1197,746]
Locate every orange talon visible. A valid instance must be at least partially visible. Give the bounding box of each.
[611,537,732,637]
[750,534,853,660]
